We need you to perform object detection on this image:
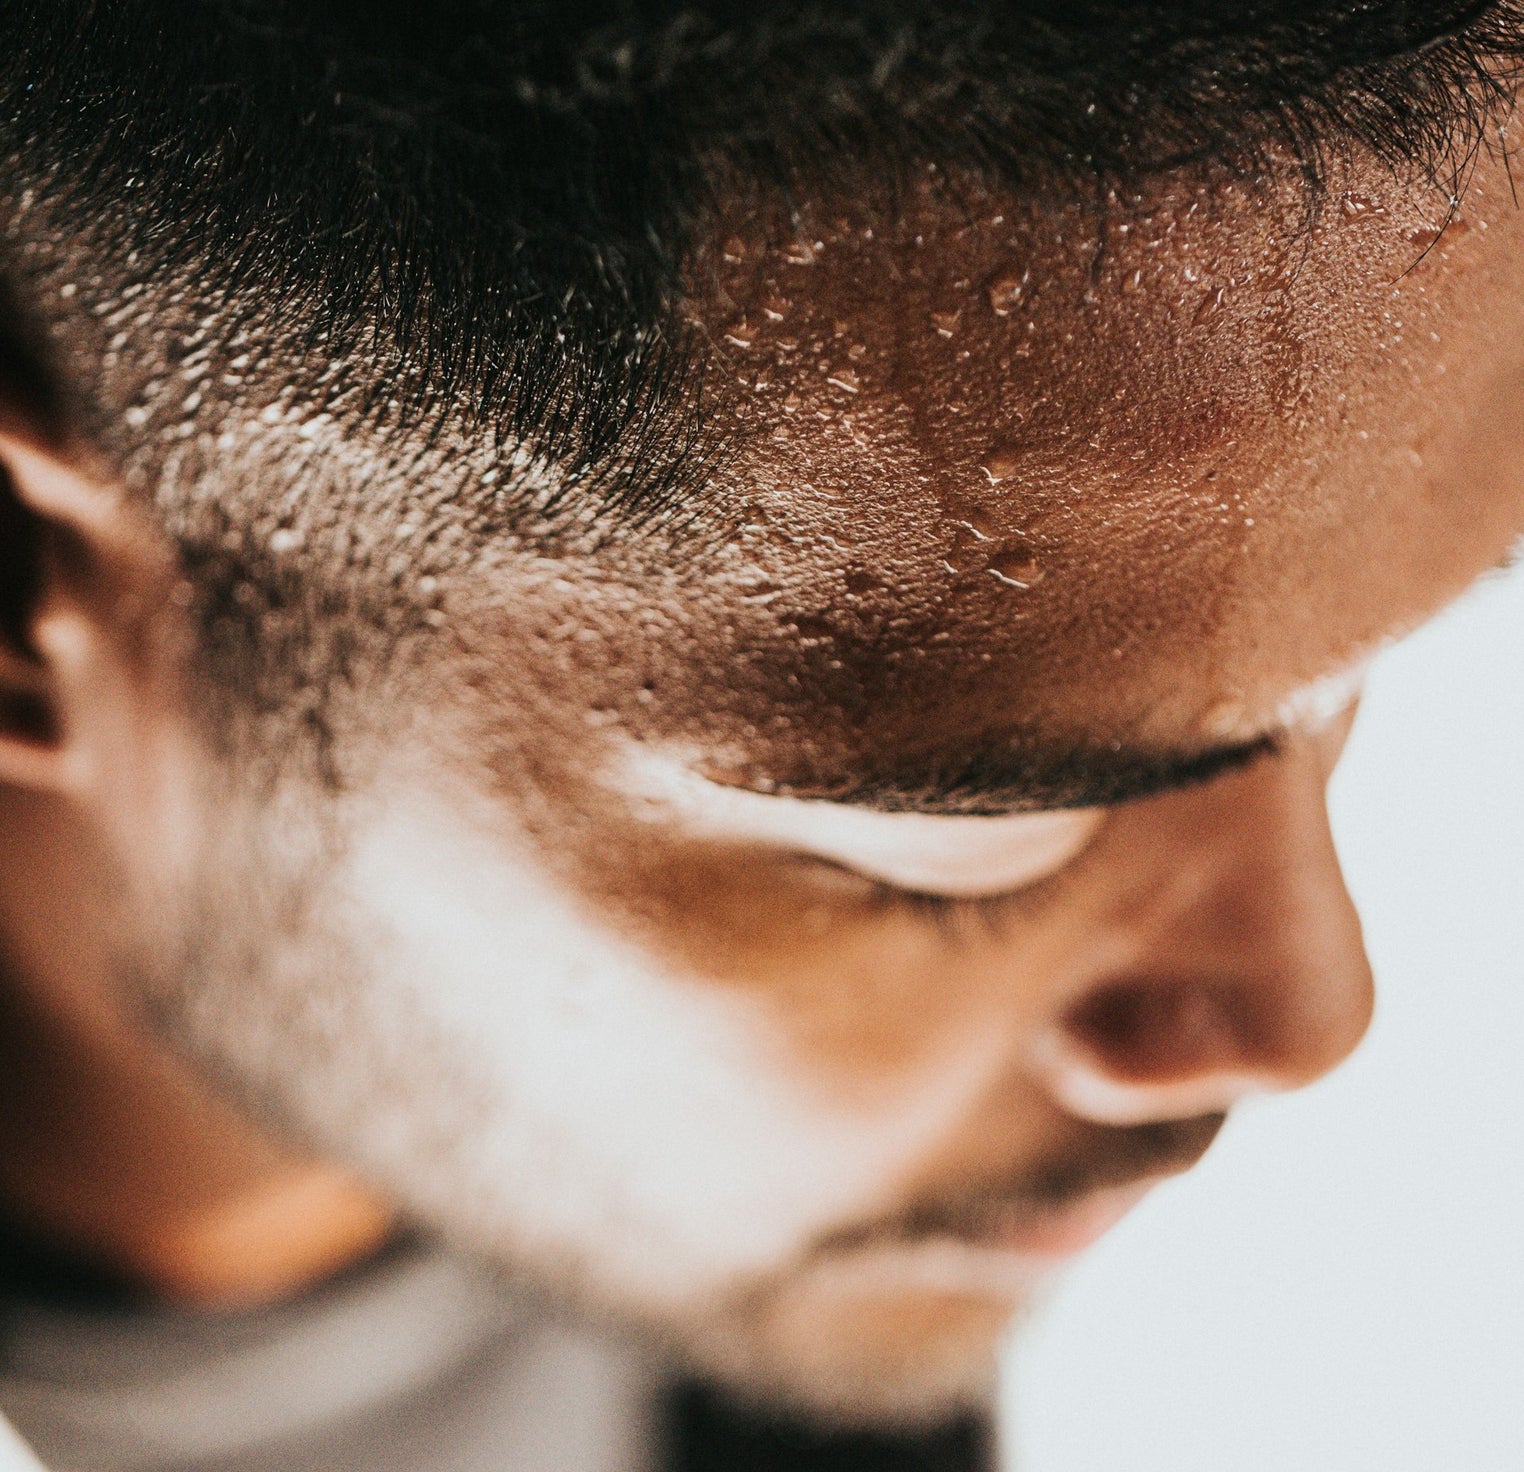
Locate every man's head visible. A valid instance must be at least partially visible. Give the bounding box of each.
[2,0,1524,1429]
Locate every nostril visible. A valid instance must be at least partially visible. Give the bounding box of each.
[1063,980,1249,1084]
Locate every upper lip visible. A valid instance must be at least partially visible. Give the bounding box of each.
[812,1112,1226,1254]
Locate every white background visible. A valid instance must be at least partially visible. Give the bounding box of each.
[1006,560,1524,1470]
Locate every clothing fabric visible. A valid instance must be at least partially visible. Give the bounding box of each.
[0,1238,657,1472]
[663,1379,996,1472]
[0,1236,997,1472]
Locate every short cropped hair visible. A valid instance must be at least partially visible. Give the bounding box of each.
[1,2,1521,750]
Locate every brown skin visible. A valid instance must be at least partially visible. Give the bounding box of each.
[470,152,1519,1099]
[0,459,393,1305]
[0,963,393,1306]
[0,145,1522,1403]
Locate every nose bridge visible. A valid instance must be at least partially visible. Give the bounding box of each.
[1037,734,1375,1127]
[1136,736,1359,984]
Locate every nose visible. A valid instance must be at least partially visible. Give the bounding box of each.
[1034,729,1375,1128]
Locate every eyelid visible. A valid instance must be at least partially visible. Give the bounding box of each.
[618,746,1104,900]
[777,806,1104,899]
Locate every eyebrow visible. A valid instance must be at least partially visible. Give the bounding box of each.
[731,731,1284,817]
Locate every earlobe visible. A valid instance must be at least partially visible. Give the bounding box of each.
[0,430,129,795]
[0,642,61,790]
[0,436,63,789]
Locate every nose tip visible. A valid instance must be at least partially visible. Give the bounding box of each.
[1037,958,1375,1128]
[1024,721,1377,1130]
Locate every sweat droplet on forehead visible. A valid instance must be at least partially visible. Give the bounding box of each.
[987,270,1029,316]
[670,157,1515,764]
[980,448,1024,484]
[988,547,1046,589]
[925,437,1054,592]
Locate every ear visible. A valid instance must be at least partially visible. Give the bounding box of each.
[0,430,177,795]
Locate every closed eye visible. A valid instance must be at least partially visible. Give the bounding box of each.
[620,744,1104,901]
[816,854,1046,940]
[777,805,1104,899]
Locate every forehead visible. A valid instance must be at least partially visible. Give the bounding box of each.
[459,158,1524,802]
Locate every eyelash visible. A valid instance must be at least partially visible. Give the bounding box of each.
[852,872,1023,943]
[785,838,1087,943]
[782,850,993,938]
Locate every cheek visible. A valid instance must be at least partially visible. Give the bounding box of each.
[332,795,1000,1304]
[574,836,1068,1095]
